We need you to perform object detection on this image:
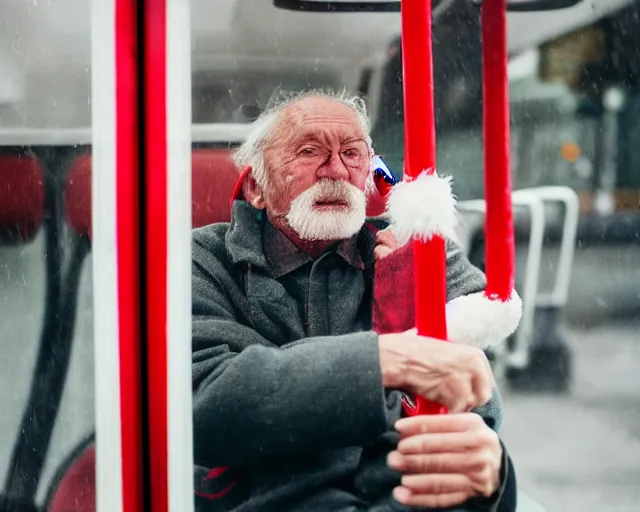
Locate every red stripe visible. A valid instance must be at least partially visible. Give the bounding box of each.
[482,0,515,301]
[194,481,238,501]
[205,466,230,480]
[115,0,144,510]
[144,0,169,511]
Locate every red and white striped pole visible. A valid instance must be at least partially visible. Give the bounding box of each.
[144,0,194,511]
[92,0,193,510]
[92,0,144,510]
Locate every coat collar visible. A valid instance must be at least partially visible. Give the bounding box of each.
[225,200,382,277]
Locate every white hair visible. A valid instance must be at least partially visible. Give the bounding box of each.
[231,88,375,191]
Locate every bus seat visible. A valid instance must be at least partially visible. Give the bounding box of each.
[45,442,95,512]
[64,148,243,238]
[0,154,45,244]
[64,153,92,238]
[191,148,240,227]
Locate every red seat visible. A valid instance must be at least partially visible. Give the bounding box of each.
[64,149,241,239]
[46,444,95,512]
[0,154,45,244]
[64,153,92,238]
[191,149,242,227]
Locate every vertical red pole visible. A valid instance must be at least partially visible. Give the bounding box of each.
[401,0,448,416]
[115,0,145,510]
[482,0,515,302]
[145,0,169,511]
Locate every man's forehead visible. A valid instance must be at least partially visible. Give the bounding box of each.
[277,97,365,139]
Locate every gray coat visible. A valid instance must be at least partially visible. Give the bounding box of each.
[191,201,514,511]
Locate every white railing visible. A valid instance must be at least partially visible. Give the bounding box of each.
[457,186,579,369]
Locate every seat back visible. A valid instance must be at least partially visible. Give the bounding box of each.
[64,153,92,238]
[191,148,241,227]
[64,148,241,239]
[0,153,45,244]
[45,440,95,512]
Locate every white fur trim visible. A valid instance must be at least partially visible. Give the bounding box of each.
[386,171,457,246]
[446,290,523,349]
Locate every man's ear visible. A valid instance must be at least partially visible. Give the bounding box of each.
[241,167,266,209]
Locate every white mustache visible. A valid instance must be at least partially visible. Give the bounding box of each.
[310,180,358,204]
[285,179,367,241]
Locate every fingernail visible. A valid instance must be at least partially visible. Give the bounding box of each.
[387,451,403,468]
[393,486,412,504]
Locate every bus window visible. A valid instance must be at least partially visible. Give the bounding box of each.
[0,2,96,511]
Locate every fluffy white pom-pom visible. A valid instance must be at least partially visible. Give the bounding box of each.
[386,171,458,246]
[446,290,523,349]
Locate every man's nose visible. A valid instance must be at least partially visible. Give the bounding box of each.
[317,152,349,181]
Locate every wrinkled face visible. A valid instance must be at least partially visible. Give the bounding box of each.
[261,97,372,241]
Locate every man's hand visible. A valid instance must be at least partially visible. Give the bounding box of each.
[374,229,399,260]
[387,413,502,509]
[378,332,494,412]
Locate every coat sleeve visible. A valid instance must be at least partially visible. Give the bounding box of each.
[191,255,389,469]
[445,239,487,302]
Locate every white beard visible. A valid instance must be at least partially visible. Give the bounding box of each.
[285,179,367,241]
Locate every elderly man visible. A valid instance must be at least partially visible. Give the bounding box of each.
[191,90,516,511]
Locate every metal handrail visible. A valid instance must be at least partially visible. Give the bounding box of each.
[458,191,546,368]
[457,186,580,369]
[517,186,580,307]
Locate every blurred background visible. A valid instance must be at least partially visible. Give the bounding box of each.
[0,0,639,510]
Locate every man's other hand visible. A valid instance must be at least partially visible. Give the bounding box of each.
[378,332,494,412]
[387,413,502,509]
[374,229,399,260]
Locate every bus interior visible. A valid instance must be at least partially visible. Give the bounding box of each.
[1,0,639,510]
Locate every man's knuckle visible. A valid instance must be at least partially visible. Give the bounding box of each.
[470,346,487,364]
[475,432,497,453]
[479,384,493,402]
[416,457,431,474]
[468,412,485,427]
[402,456,418,473]
[423,477,444,495]
[477,450,494,470]
[482,427,500,446]
[450,400,466,414]
[481,482,495,497]
[429,455,445,473]
[485,466,497,488]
